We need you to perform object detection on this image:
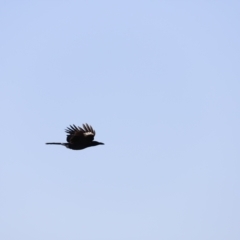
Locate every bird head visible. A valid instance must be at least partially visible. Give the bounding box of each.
[91,141,104,146]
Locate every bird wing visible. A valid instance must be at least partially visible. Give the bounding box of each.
[65,123,96,144]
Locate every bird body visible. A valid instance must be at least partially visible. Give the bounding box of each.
[46,124,104,150]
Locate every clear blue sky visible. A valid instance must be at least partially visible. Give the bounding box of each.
[0,1,239,239]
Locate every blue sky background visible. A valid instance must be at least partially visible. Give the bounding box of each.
[0,1,239,239]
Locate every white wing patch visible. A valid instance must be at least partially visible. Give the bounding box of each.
[84,132,94,136]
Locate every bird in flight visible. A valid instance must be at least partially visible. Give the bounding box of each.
[46,123,104,150]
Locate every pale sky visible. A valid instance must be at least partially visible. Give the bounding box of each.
[0,1,240,240]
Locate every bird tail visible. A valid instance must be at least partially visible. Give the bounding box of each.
[46,142,65,145]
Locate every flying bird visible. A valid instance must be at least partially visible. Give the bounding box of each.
[46,123,104,150]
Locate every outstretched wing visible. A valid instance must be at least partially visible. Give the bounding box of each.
[65,123,96,144]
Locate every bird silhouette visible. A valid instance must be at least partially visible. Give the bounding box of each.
[46,123,104,150]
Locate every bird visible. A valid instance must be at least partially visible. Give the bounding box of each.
[46,123,104,150]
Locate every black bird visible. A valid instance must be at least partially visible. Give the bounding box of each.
[46,123,104,150]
